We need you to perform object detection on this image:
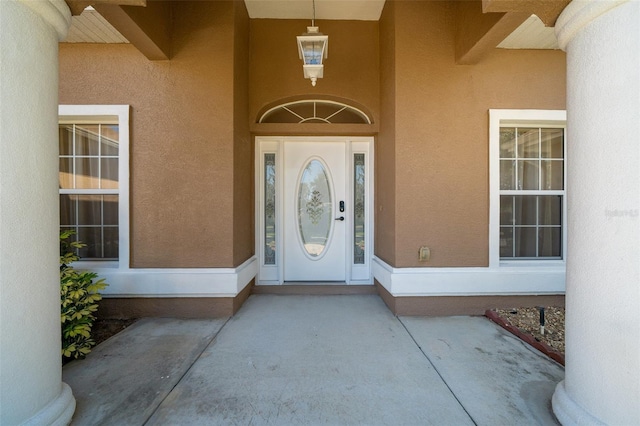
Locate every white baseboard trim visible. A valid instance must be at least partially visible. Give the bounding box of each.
[373,257,565,297]
[81,256,258,298]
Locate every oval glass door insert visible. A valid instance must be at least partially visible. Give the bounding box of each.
[297,159,332,257]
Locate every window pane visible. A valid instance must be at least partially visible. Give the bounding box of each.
[514,227,536,257]
[75,157,100,189]
[59,118,121,260]
[500,227,513,258]
[103,195,119,225]
[500,160,515,190]
[288,102,315,119]
[539,227,561,257]
[59,194,77,226]
[78,227,102,258]
[297,160,332,257]
[541,128,563,159]
[541,160,563,190]
[59,158,73,189]
[75,125,100,156]
[354,154,365,264]
[101,124,119,156]
[59,125,73,156]
[515,196,537,225]
[500,128,516,158]
[499,124,565,261]
[77,195,101,226]
[101,158,119,189]
[517,160,539,190]
[500,196,514,225]
[517,128,539,158]
[264,154,276,265]
[103,227,119,259]
[538,195,562,226]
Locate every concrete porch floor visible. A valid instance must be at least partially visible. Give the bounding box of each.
[63,294,563,425]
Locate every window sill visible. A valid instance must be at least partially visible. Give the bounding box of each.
[70,260,119,270]
[498,259,566,269]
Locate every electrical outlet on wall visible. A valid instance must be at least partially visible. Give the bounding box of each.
[419,246,430,262]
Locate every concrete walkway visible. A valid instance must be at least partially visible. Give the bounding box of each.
[63,294,563,425]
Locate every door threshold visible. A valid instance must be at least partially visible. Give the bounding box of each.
[284,281,348,286]
[252,284,377,296]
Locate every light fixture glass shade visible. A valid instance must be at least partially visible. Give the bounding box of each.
[297,26,328,86]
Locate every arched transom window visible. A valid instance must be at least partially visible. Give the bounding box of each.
[258,100,372,124]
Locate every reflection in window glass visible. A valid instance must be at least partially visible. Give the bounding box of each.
[264,154,276,265]
[59,123,119,260]
[500,195,563,259]
[297,160,332,258]
[354,154,365,264]
[499,126,565,260]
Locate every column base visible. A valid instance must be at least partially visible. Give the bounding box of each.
[552,380,605,426]
[22,383,75,426]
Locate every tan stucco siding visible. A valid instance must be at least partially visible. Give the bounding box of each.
[59,2,246,268]
[233,1,253,266]
[249,19,380,125]
[376,0,397,266]
[59,0,565,271]
[384,1,566,267]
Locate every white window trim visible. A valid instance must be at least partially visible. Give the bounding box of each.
[489,109,567,269]
[59,105,130,270]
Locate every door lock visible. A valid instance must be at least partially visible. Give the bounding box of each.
[339,201,345,212]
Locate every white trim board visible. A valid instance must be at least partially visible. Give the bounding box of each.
[373,257,565,297]
[78,256,258,298]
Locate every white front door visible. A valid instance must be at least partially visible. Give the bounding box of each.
[283,142,346,281]
[256,136,373,285]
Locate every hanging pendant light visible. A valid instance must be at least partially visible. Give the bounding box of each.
[296,0,328,87]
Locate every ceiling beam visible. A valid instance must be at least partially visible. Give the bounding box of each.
[65,0,145,16]
[482,0,571,26]
[93,2,171,60]
[455,1,529,65]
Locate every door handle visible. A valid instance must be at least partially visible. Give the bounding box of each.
[335,216,345,221]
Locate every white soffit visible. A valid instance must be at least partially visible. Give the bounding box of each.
[62,7,129,43]
[498,15,559,49]
[62,3,558,50]
[244,0,386,20]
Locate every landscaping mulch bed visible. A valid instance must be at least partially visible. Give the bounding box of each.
[486,306,565,365]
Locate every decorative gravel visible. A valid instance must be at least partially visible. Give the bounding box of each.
[494,307,565,354]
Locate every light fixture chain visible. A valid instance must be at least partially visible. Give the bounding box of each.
[312,0,316,27]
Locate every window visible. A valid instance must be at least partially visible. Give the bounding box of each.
[58,105,129,265]
[258,100,371,124]
[489,110,566,266]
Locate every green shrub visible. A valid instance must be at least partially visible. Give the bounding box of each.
[60,230,107,361]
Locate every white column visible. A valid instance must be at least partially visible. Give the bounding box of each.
[0,1,75,425]
[553,1,640,424]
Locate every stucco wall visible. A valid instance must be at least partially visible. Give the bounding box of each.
[376,1,397,266]
[59,0,565,271]
[249,19,380,124]
[59,1,250,268]
[380,1,566,267]
[233,2,253,265]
